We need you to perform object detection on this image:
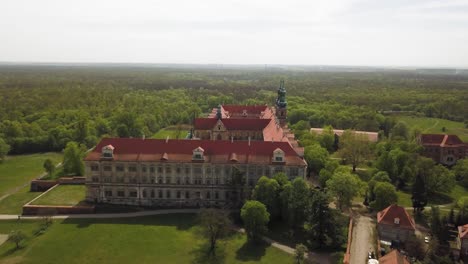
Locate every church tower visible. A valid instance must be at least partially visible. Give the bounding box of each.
[275,80,287,126]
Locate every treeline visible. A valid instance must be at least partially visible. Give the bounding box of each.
[0,65,467,154]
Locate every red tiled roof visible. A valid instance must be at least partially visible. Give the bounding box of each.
[458,224,468,239]
[194,118,271,131]
[221,105,268,115]
[84,138,306,166]
[377,204,415,230]
[420,134,465,146]
[379,250,410,264]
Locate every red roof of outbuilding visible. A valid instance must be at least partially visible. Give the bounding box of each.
[84,138,306,166]
[194,118,271,131]
[458,224,468,239]
[379,250,410,264]
[420,134,465,146]
[377,204,415,230]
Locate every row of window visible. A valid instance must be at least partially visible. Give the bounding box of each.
[104,189,223,200]
[92,175,263,186]
[90,164,299,177]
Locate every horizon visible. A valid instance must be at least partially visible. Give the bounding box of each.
[2,0,468,68]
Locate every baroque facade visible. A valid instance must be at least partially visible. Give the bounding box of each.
[84,81,307,208]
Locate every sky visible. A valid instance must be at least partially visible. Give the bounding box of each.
[1,0,468,67]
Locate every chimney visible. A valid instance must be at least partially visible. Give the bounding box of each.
[248,136,251,146]
[142,134,145,140]
[231,136,234,143]
[166,136,169,143]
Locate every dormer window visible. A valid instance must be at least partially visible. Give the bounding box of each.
[272,148,285,163]
[394,218,400,225]
[193,147,205,161]
[101,145,114,159]
[242,110,248,117]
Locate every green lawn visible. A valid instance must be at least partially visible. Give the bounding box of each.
[31,185,86,206]
[152,125,191,140]
[397,116,468,141]
[0,214,294,264]
[0,187,43,214]
[396,184,468,208]
[0,153,62,197]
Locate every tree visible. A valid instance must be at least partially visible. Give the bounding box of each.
[412,174,428,213]
[391,121,409,140]
[198,209,232,255]
[326,171,364,211]
[43,158,55,177]
[318,126,335,152]
[367,171,391,202]
[453,159,468,187]
[425,165,455,194]
[304,143,329,175]
[7,230,26,249]
[252,176,280,218]
[289,178,310,227]
[63,141,85,176]
[371,182,398,211]
[0,137,10,162]
[273,172,289,187]
[306,191,338,248]
[241,200,270,242]
[294,244,308,264]
[337,130,372,171]
[405,235,425,260]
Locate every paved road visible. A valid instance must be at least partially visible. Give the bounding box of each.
[349,215,376,264]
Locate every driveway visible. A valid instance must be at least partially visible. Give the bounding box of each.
[349,215,376,264]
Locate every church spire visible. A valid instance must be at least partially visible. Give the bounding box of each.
[216,104,222,120]
[275,80,287,126]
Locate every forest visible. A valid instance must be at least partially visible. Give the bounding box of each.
[0,64,467,155]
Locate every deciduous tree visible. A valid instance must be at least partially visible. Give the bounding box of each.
[0,138,10,162]
[371,182,398,211]
[43,158,55,177]
[326,171,364,211]
[198,209,231,255]
[63,141,85,176]
[338,130,372,172]
[241,200,270,242]
[7,230,26,249]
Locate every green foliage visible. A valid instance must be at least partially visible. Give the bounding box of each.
[63,141,85,176]
[252,176,280,218]
[318,159,340,187]
[0,137,10,161]
[337,130,373,171]
[305,191,342,249]
[197,209,232,254]
[318,126,335,152]
[390,121,409,140]
[7,230,26,249]
[326,171,365,211]
[241,200,270,241]
[272,172,289,187]
[304,143,329,175]
[43,158,55,176]
[453,159,468,187]
[370,182,398,211]
[412,174,428,213]
[294,243,308,264]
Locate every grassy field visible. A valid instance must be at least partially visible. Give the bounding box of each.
[0,153,62,197]
[396,184,468,208]
[0,214,293,264]
[31,185,86,206]
[152,125,191,140]
[397,116,468,141]
[0,187,43,215]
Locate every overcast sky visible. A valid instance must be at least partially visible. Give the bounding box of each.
[1,0,468,67]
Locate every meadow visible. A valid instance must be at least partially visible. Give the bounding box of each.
[0,214,294,264]
[0,153,62,197]
[30,185,86,206]
[397,115,468,141]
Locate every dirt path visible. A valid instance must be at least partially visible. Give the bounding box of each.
[349,215,376,264]
[0,234,7,246]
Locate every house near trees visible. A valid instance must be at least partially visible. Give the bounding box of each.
[457,224,468,261]
[377,204,416,243]
[419,134,467,166]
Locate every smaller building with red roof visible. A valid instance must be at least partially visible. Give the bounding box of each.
[377,204,416,243]
[419,134,467,166]
[458,224,468,260]
[379,249,410,264]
